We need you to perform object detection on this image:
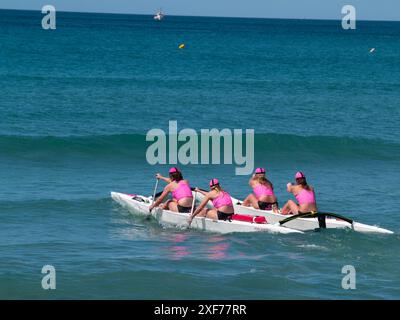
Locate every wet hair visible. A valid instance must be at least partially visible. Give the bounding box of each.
[210,184,222,192]
[169,171,183,182]
[296,177,311,190]
[257,175,273,190]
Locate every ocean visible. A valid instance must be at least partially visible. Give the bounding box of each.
[0,9,399,299]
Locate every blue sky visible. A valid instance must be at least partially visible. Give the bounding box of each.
[1,0,399,21]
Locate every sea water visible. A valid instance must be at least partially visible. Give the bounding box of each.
[0,10,399,299]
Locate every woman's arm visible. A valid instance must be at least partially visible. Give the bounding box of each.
[248,175,256,187]
[156,173,171,183]
[195,187,208,196]
[287,182,294,193]
[149,186,170,211]
[311,187,317,202]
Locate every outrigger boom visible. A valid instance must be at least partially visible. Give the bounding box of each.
[279,211,354,229]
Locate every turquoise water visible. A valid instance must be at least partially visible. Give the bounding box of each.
[0,9,399,299]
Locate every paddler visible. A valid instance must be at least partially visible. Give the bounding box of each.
[149,167,194,213]
[241,167,279,212]
[188,179,234,225]
[281,171,318,215]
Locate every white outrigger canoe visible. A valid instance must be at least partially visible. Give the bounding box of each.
[111,192,303,235]
[193,193,393,234]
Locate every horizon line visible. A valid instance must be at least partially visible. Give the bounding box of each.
[0,7,399,23]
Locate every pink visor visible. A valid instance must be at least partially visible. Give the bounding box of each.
[169,167,179,174]
[295,171,305,179]
[209,178,219,187]
[255,167,266,174]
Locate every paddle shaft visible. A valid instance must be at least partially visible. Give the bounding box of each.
[190,191,197,215]
[152,179,159,205]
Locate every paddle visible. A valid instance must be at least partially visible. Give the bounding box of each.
[187,189,201,228]
[190,190,197,215]
[151,178,159,207]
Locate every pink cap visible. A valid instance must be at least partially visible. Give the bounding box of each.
[255,167,266,174]
[209,178,219,187]
[295,171,305,179]
[169,167,180,174]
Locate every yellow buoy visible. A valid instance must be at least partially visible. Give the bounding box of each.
[178,44,185,49]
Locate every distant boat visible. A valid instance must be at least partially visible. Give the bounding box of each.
[154,9,165,21]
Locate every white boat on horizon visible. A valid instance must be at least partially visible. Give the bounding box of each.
[153,9,165,21]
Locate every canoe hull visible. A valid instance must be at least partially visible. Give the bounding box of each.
[111,192,303,235]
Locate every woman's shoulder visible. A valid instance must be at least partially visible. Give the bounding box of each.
[291,184,302,193]
[250,180,259,187]
[167,180,177,188]
[208,189,220,198]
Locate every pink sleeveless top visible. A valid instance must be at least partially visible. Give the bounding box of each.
[171,180,192,201]
[212,191,233,209]
[295,188,316,205]
[253,184,274,199]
